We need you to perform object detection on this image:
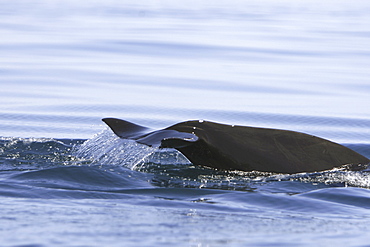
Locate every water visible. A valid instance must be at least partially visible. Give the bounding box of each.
[1,0,370,246]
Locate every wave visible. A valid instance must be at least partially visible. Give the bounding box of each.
[2,165,370,215]
[2,133,370,192]
[1,134,370,215]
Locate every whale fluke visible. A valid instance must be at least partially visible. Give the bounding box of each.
[102,118,369,174]
[102,118,198,148]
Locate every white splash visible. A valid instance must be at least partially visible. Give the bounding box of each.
[73,129,156,170]
[299,170,370,188]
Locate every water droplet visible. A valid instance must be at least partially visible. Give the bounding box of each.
[199,119,204,123]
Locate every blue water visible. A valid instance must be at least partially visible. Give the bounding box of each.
[1,0,370,246]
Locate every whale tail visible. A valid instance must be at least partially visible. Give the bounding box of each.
[102,118,198,148]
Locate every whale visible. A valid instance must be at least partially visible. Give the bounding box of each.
[102,118,369,174]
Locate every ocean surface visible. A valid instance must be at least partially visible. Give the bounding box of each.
[1,0,370,246]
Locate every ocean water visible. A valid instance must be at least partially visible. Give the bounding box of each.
[1,0,370,246]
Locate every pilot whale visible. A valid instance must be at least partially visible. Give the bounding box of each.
[102,118,369,174]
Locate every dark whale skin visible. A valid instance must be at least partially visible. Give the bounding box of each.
[165,120,369,173]
[103,118,369,174]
